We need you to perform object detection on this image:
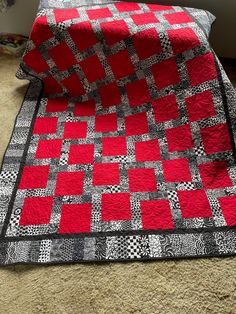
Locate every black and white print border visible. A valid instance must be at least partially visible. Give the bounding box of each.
[1,228,236,265]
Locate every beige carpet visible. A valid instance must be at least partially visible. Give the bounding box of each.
[1,54,236,314]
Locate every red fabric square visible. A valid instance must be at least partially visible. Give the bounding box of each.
[199,161,232,189]
[166,124,194,152]
[43,77,63,95]
[59,203,92,234]
[19,197,53,226]
[61,74,85,97]
[54,8,80,23]
[218,196,236,226]
[108,50,134,80]
[128,168,157,192]
[201,124,231,155]
[102,193,131,221]
[131,12,159,25]
[167,28,200,55]
[165,12,193,25]
[135,140,161,162]
[95,113,118,132]
[141,200,174,230]
[35,139,62,159]
[102,137,127,156]
[80,55,106,83]
[177,190,212,218]
[126,79,151,107]
[55,171,84,196]
[186,52,217,86]
[147,4,173,11]
[68,21,97,51]
[68,144,94,164]
[152,94,179,123]
[19,165,50,190]
[178,190,212,218]
[33,117,58,134]
[63,122,87,139]
[99,83,121,108]
[74,100,96,117]
[115,2,140,12]
[23,48,49,74]
[87,8,112,20]
[133,28,162,60]
[31,15,54,46]
[101,20,130,46]
[93,163,120,186]
[49,42,77,71]
[125,112,149,136]
[163,158,192,182]
[186,90,216,122]
[46,98,68,112]
[152,57,180,90]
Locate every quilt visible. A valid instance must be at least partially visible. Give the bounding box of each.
[0,0,236,265]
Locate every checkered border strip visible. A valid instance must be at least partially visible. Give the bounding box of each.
[1,228,236,265]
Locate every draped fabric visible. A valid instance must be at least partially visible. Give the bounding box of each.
[0,1,236,265]
[19,0,216,98]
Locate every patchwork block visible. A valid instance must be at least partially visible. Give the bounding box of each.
[152,58,180,90]
[141,200,174,230]
[128,168,157,192]
[125,112,149,136]
[68,144,94,164]
[55,171,85,196]
[163,158,192,182]
[199,161,232,189]
[135,140,161,162]
[95,113,118,132]
[102,137,127,156]
[63,122,87,139]
[93,163,120,186]
[133,28,162,60]
[166,124,194,152]
[19,165,50,190]
[20,197,53,226]
[59,203,92,233]
[102,193,132,221]
[33,117,58,134]
[36,139,63,159]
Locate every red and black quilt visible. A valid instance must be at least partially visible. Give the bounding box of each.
[0,0,236,265]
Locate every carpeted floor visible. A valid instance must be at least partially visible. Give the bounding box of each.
[1,54,236,314]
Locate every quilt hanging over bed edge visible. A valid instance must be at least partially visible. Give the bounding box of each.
[0,0,236,265]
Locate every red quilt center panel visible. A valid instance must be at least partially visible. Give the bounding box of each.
[5,87,235,237]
